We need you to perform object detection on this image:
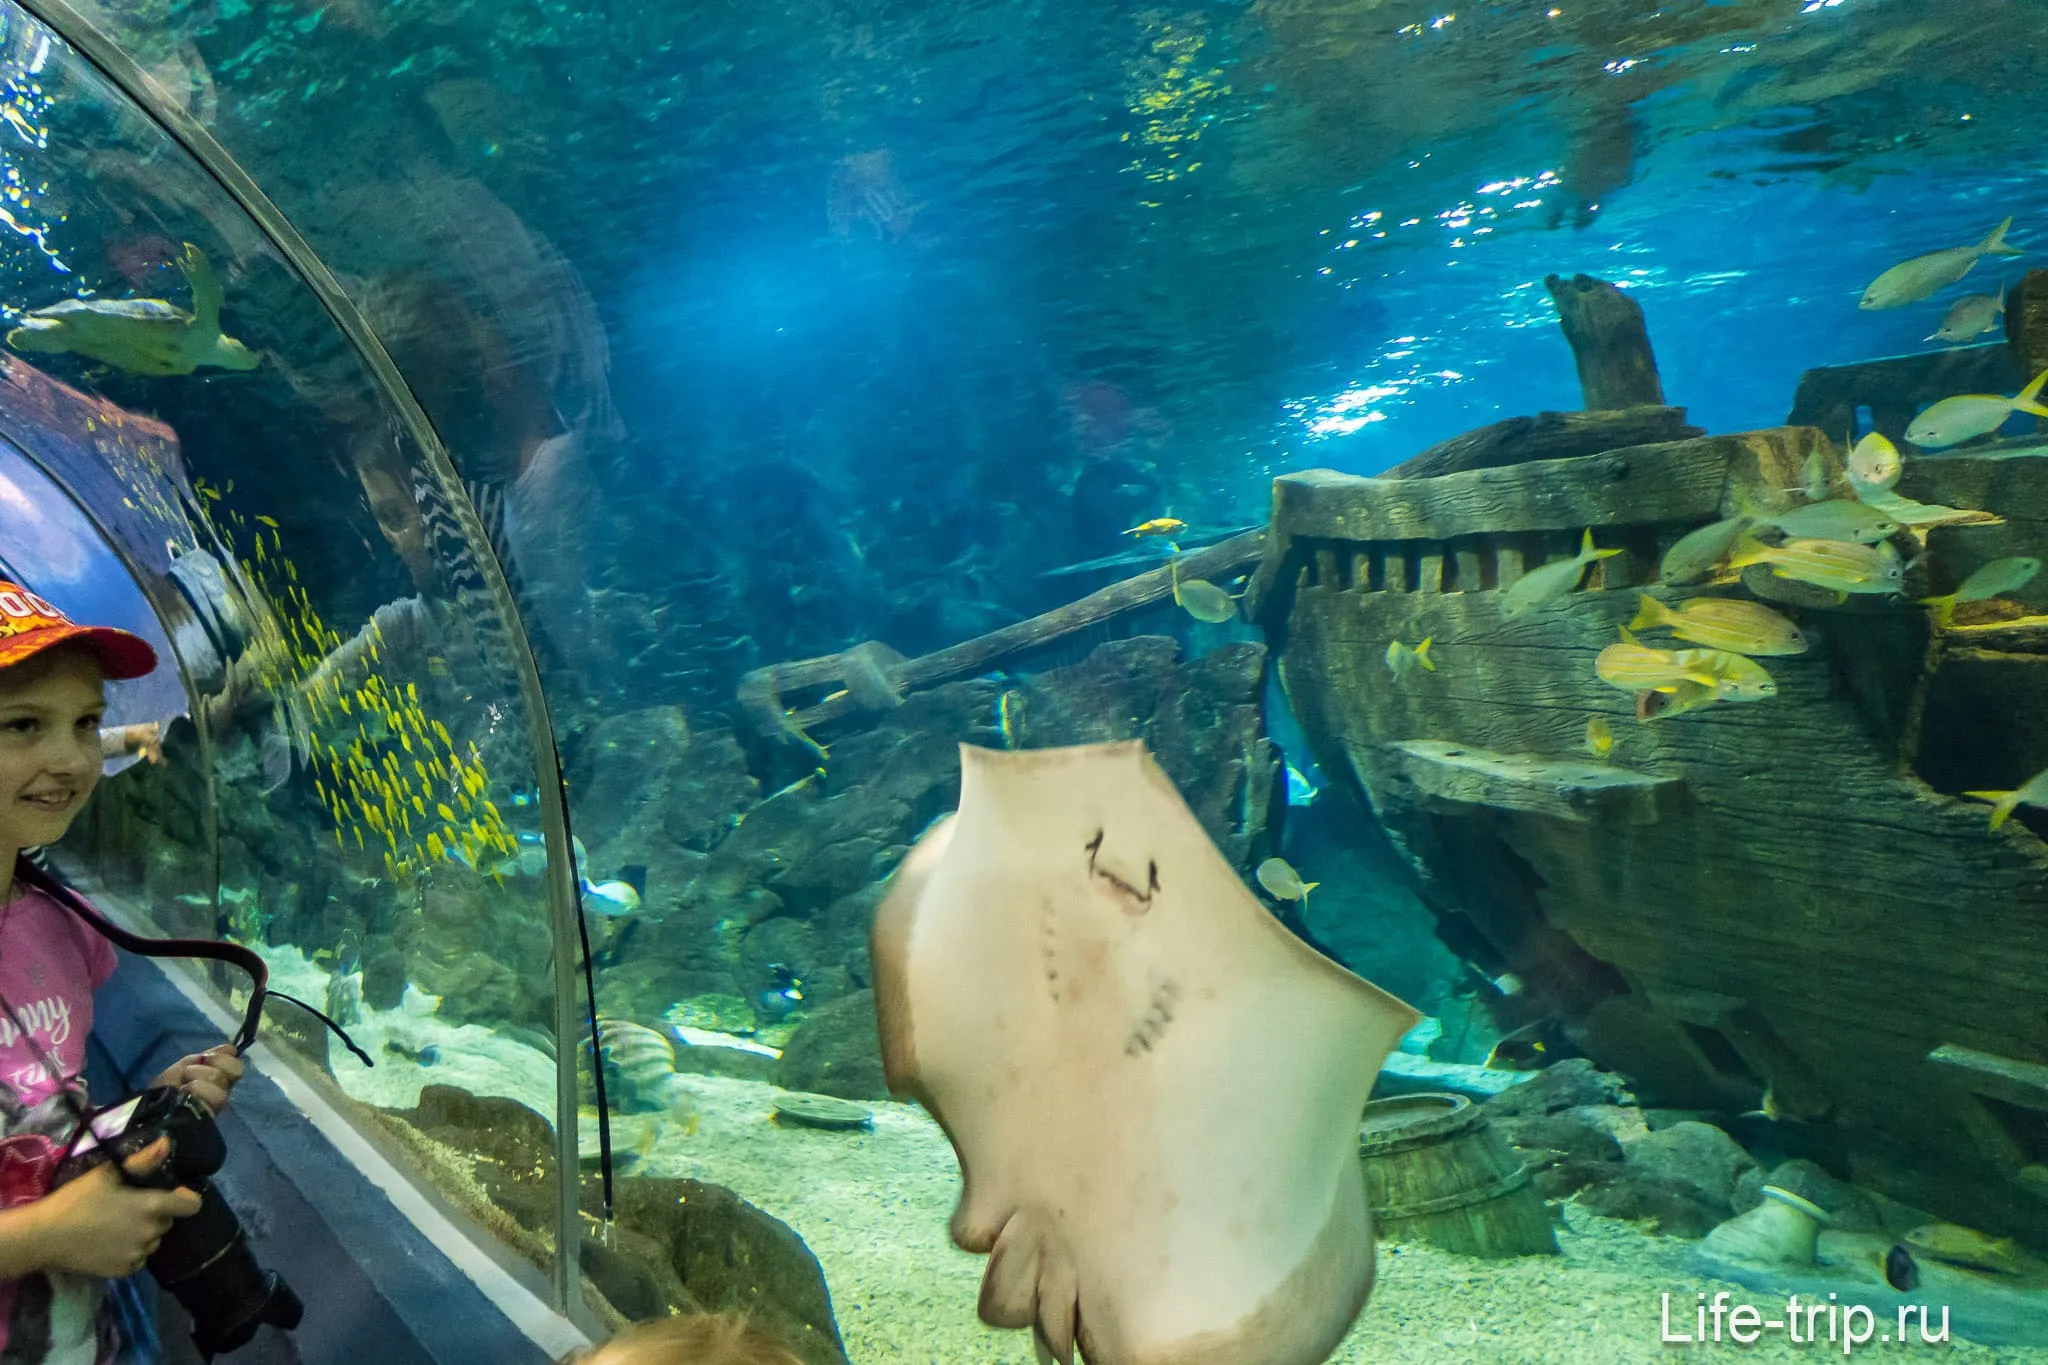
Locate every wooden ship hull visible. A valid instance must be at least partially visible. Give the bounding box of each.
[1250,280,2048,1246]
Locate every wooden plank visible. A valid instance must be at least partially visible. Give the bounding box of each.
[1454,548,1485,594]
[1383,548,1410,593]
[1929,1044,2048,1112]
[1715,1003,1834,1122]
[2005,269,2048,394]
[1495,542,1527,590]
[1385,406,1702,479]
[1272,433,1769,544]
[1787,343,2018,445]
[1906,447,2048,617]
[1383,739,1684,825]
[740,529,1267,736]
[1314,547,1342,591]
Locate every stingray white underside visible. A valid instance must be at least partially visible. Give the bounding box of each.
[872,742,1420,1365]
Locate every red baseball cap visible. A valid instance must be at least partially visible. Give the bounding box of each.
[0,581,158,681]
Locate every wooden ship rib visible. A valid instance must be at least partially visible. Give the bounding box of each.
[1249,273,2048,1246]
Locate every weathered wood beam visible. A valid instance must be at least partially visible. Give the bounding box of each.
[736,529,1268,739]
[1786,343,2017,445]
[1270,434,1750,545]
[2004,268,2048,389]
[1929,1044,2048,1113]
[1385,405,1704,479]
[1545,274,1667,410]
[1649,991,1835,1121]
[1247,427,1827,626]
[1902,446,2048,619]
[1382,740,1685,825]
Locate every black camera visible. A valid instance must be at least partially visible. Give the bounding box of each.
[54,1085,303,1358]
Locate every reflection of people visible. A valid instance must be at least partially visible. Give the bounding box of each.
[98,724,161,766]
[0,580,244,1358]
[64,0,218,124]
[562,1313,804,1365]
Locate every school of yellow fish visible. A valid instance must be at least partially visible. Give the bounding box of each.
[1588,432,2027,725]
[1373,430,2038,757]
[206,498,517,885]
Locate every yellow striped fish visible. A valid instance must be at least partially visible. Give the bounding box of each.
[1728,535,1904,596]
[1628,594,1809,656]
[1595,630,1718,694]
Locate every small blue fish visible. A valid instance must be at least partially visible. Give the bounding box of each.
[494,847,546,879]
[1285,763,1321,807]
[385,1040,440,1066]
[753,963,805,1021]
[498,832,589,882]
[581,879,642,917]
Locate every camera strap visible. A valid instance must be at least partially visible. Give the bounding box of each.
[12,858,370,1066]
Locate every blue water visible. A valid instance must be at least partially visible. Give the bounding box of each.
[585,0,2048,564]
[9,0,2033,682]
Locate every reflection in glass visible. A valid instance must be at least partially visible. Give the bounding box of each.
[0,3,573,1304]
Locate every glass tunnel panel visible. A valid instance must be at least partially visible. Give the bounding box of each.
[0,433,190,803]
[0,1,574,1304]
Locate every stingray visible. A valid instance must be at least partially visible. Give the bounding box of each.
[871,741,1421,1365]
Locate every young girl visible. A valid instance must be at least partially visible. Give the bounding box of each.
[0,581,244,1362]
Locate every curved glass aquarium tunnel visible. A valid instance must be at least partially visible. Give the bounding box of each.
[3,0,2048,1360]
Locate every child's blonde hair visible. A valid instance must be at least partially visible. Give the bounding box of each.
[565,1312,808,1365]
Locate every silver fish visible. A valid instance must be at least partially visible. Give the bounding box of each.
[1660,516,1749,586]
[1928,284,2007,344]
[1502,529,1623,617]
[1861,217,2023,310]
[1921,555,2041,626]
[1753,499,1901,544]
[1906,368,2048,449]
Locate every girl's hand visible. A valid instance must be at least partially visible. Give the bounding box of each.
[11,1138,202,1278]
[151,1044,244,1115]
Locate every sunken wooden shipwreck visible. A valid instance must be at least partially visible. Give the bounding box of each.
[1248,272,2048,1247]
[733,271,2048,1247]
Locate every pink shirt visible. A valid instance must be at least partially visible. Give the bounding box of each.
[0,883,119,1364]
[0,887,116,1109]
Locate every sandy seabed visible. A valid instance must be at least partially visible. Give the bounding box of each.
[293,963,2048,1365]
